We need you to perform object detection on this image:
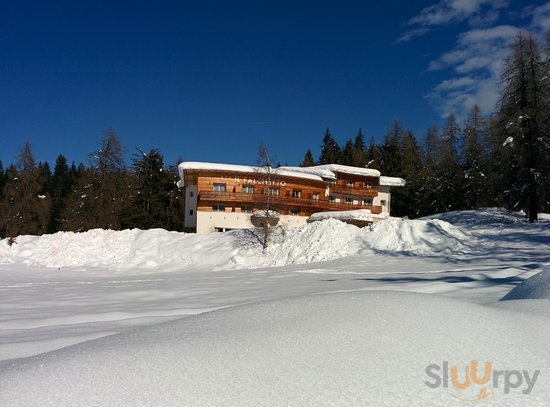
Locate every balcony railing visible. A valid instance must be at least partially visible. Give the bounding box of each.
[198,191,383,214]
[330,184,378,197]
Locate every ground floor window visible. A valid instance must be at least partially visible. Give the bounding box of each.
[290,208,300,216]
[213,204,225,212]
[363,197,373,206]
[241,205,253,213]
[345,197,353,205]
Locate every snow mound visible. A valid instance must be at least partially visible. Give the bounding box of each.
[1,291,549,406]
[0,217,472,271]
[0,229,244,272]
[359,217,471,256]
[423,208,535,226]
[500,270,550,301]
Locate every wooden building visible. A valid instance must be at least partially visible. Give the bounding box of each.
[178,162,405,234]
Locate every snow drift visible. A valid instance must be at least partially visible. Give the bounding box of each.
[1,291,549,406]
[0,217,473,271]
[500,270,550,301]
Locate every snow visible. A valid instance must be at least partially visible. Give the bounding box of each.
[0,217,475,270]
[1,208,550,405]
[178,162,325,186]
[2,291,550,406]
[379,175,406,186]
[503,136,514,147]
[309,209,373,222]
[500,270,550,301]
[310,163,381,178]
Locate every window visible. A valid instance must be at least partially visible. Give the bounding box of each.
[380,200,387,206]
[189,209,194,216]
[364,182,373,189]
[345,197,353,205]
[269,188,279,197]
[241,205,253,213]
[189,191,194,198]
[346,180,354,187]
[213,204,225,212]
[312,192,320,200]
[213,183,226,192]
[292,189,302,198]
[290,208,299,216]
[363,197,373,206]
[242,185,254,194]
[329,195,336,202]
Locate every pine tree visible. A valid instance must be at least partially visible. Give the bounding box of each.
[366,137,381,170]
[47,155,73,233]
[396,131,422,217]
[379,121,404,176]
[89,127,128,229]
[300,150,316,167]
[437,113,463,211]
[0,161,5,201]
[462,105,488,210]
[498,32,550,222]
[0,142,50,239]
[341,138,354,166]
[352,129,368,167]
[121,148,174,229]
[318,128,342,164]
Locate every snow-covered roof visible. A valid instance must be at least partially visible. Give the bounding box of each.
[313,164,381,178]
[309,209,374,222]
[178,162,404,187]
[379,176,406,187]
[277,166,337,180]
[273,164,382,180]
[178,162,325,186]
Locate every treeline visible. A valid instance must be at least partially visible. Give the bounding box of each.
[301,32,550,221]
[0,127,185,240]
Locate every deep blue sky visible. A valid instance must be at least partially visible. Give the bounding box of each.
[1,0,548,168]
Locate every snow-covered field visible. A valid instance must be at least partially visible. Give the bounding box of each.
[1,208,549,405]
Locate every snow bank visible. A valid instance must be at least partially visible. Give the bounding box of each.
[423,208,539,226]
[360,217,471,255]
[0,217,472,271]
[0,229,244,272]
[1,291,549,406]
[308,209,373,222]
[500,270,550,301]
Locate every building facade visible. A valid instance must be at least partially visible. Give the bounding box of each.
[178,162,405,234]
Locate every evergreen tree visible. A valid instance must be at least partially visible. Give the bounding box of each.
[121,148,174,229]
[379,121,404,176]
[352,129,368,167]
[396,131,422,217]
[341,138,354,166]
[366,137,381,170]
[48,155,73,233]
[0,142,50,239]
[0,161,5,201]
[300,150,316,167]
[89,127,128,229]
[462,105,488,210]
[498,32,550,221]
[318,128,342,164]
[437,113,463,211]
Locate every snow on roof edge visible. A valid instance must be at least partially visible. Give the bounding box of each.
[178,162,324,182]
[379,176,406,187]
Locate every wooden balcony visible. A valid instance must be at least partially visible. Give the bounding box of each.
[330,184,378,197]
[198,191,382,214]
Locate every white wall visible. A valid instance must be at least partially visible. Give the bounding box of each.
[196,211,308,234]
[374,186,391,215]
